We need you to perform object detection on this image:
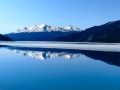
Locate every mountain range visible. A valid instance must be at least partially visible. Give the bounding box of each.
[5,24,81,41]
[12,24,81,33]
[54,20,120,43]
[3,20,120,43]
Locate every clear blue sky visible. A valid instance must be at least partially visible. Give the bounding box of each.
[0,0,120,34]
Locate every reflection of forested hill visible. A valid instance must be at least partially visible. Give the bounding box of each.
[79,50,120,67]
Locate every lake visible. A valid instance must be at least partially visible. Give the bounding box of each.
[0,44,120,90]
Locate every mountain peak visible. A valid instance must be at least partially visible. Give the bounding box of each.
[38,23,48,28]
[64,25,73,30]
[12,24,81,33]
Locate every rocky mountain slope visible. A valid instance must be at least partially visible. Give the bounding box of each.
[54,20,120,43]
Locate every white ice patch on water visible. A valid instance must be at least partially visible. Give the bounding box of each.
[1,41,120,52]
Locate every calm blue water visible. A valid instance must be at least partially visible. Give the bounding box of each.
[0,46,120,90]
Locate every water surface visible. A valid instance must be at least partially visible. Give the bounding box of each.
[0,46,120,90]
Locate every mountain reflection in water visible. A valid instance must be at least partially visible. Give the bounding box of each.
[2,46,120,67]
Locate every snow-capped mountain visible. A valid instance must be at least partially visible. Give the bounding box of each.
[5,24,81,41]
[13,24,81,33]
[12,49,82,60]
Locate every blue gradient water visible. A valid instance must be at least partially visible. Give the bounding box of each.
[0,47,120,90]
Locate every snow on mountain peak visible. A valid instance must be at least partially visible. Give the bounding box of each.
[40,23,47,26]
[12,24,81,33]
[64,25,73,30]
